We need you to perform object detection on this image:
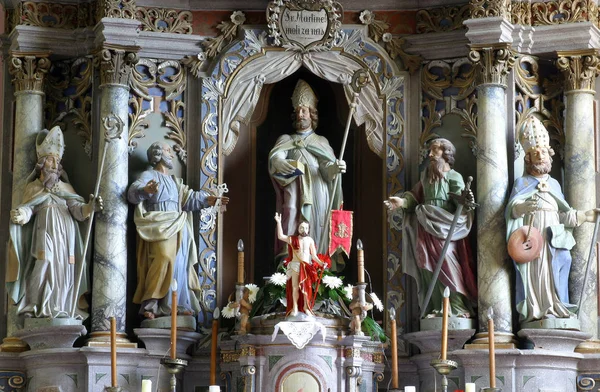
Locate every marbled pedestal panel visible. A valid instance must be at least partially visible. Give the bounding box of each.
[564,90,598,339]
[91,84,130,338]
[476,84,512,336]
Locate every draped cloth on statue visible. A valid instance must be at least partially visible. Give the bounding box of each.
[401,170,477,317]
[220,50,384,158]
[131,171,204,316]
[506,174,578,322]
[7,179,89,319]
[284,236,319,316]
[269,132,343,258]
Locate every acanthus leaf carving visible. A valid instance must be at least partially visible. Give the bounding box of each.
[95,45,139,87]
[416,4,470,34]
[135,7,193,34]
[556,51,600,92]
[9,52,52,93]
[468,45,516,87]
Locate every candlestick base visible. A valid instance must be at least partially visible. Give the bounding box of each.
[480,388,502,392]
[430,358,457,392]
[430,358,457,375]
[104,387,124,392]
[161,357,188,392]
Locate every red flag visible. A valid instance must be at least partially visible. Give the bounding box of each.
[329,209,353,257]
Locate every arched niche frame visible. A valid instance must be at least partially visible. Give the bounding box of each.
[196,25,407,327]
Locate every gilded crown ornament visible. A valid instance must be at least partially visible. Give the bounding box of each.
[519,116,551,154]
[36,126,65,160]
[291,79,318,110]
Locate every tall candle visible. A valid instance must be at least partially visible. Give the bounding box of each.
[465,383,476,392]
[141,379,152,392]
[441,286,450,361]
[171,279,178,360]
[356,239,364,283]
[488,307,496,388]
[110,316,117,387]
[210,307,220,385]
[389,307,398,389]
[237,239,244,283]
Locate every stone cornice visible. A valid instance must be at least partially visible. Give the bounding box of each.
[137,31,205,60]
[464,16,514,46]
[403,30,470,60]
[468,44,516,87]
[8,25,96,57]
[556,50,600,92]
[8,51,52,93]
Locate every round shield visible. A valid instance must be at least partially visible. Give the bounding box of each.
[508,225,543,264]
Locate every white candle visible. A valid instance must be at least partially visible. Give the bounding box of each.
[404,387,416,392]
[141,379,152,392]
[209,386,221,392]
[465,383,476,392]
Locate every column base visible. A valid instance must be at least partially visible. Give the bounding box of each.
[464,331,516,349]
[575,339,600,353]
[86,330,137,348]
[0,337,29,352]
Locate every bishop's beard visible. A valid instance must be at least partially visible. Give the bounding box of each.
[41,168,60,190]
[427,156,446,184]
[527,160,552,176]
[295,118,311,131]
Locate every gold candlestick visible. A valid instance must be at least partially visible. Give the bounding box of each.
[210,308,220,385]
[110,316,117,388]
[441,286,450,361]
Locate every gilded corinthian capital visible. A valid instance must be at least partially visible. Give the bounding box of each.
[95,44,139,87]
[468,45,516,87]
[556,51,600,92]
[9,52,51,93]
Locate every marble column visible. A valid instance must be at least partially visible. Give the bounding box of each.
[468,45,515,345]
[3,52,50,349]
[88,46,138,346]
[557,52,598,341]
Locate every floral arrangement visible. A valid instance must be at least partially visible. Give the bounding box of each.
[223,266,387,342]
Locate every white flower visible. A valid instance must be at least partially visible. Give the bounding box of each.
[269,272,288,287]
[322,275,343,290]
[382,32,393,43]
[245,283,259,303]
[230,10,246,25]
[359,10,374,25]
[343,284,354,301]
[222,302,238,319]
[369,292,384,312]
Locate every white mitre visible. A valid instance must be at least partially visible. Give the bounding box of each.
[36,125,65,161]
[519,116,551,154]
[291,79,318,110]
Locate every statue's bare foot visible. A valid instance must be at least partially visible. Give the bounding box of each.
[303,307,315,316]
[291,308,298,317]
[180,309,193,316]
[143,311,155,320]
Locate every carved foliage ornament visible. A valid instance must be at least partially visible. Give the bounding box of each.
[470,0,511,19]
[267,0,343,51]
[556,52,600,92]
[9,53,52,93]
[416,4,470,34]
[359,10,422,74]
[97,0,136,20]
[468,46,516,87]
[510,0,599,26]
[135,7,193,34]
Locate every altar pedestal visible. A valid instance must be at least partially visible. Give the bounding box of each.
[210,314,385,392]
